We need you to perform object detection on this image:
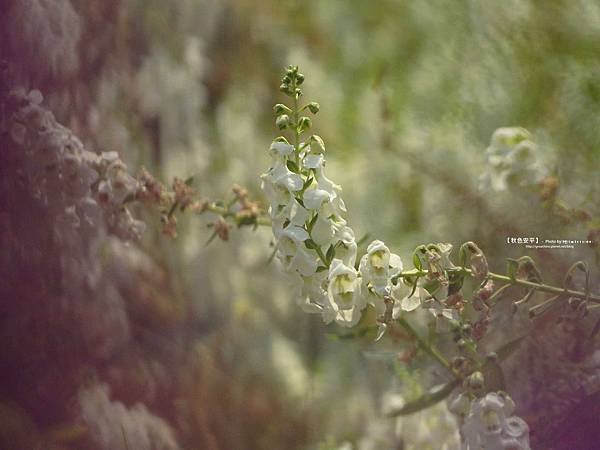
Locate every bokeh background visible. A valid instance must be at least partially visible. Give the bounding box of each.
[1,0,600,449]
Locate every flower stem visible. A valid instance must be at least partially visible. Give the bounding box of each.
[396,317,458,377]
[396,268,600,303]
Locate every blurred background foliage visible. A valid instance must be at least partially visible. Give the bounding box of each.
[2,0,600,449]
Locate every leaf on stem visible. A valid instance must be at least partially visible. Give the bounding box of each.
[385,379,459,417]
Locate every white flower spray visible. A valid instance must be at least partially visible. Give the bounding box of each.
[261,66,404,328]
[261,67,539,449]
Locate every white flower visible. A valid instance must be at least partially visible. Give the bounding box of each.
[359,240,403,295]
[269,141,294,158]
[304,153,324,169]
[327,259,364,312]
[261,161,304,221]
[461,392,530,450]
[313,168,346,217]
[286,271,330,316]
[332,306,363,327]
[281,198,309,227]
[480,128,545,192]
[303,188,330,210]
[268,162,304,192]
[391,280,421,313]
[333,225,357,267]
[276,225,319,277]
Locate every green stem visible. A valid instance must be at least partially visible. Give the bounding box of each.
[293,88,300,163]
[396,268,600,303]
[204,203,272,227]
[396,317,458,377]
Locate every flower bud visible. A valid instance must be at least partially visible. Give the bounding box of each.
[466,371,485,392]
[307,101,320,114]
[296,73,305,85]
[298,116,312,133]
[276,114,290,130]
[273,103,291,115]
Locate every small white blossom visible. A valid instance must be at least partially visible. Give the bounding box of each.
[327,259,364,311]
[359,240,403,295]
[276,225,319,277]
[269,141,295,158]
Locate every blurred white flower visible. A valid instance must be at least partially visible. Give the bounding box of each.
[460,392,530,450]
[480,127,546,192]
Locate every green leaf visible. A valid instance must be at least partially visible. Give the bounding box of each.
[286,160,300,173]
[184,175,195,186]
[205,230,218,247]
[316,265,328,272]
[307,213,318,233]
[301,176,314,192]
[506,258,519,281]
[325,244,335,264]
[413,253,423,270]
[458,243,468,268]
[327,325,377,341]
[304,239,319,250]
[385,379,459,417]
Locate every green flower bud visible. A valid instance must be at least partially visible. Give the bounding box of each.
[276,114,290,130]
[279,83,290,94]
[307,102,320,114]
[296,73,305,85]
[466,371,485,392]
[297,116,312,133]
[282,75,292,84]
[273,103,292,115]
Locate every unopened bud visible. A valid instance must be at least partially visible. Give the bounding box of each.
[466,371,485,392]
[307,101,320,114]
[273,103,291,115]
[298,116,312,133]
[276,114,290,130]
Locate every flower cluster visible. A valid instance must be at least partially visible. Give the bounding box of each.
[450,390,530,450]
[261,66,404,327]
[479,127,546,192]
